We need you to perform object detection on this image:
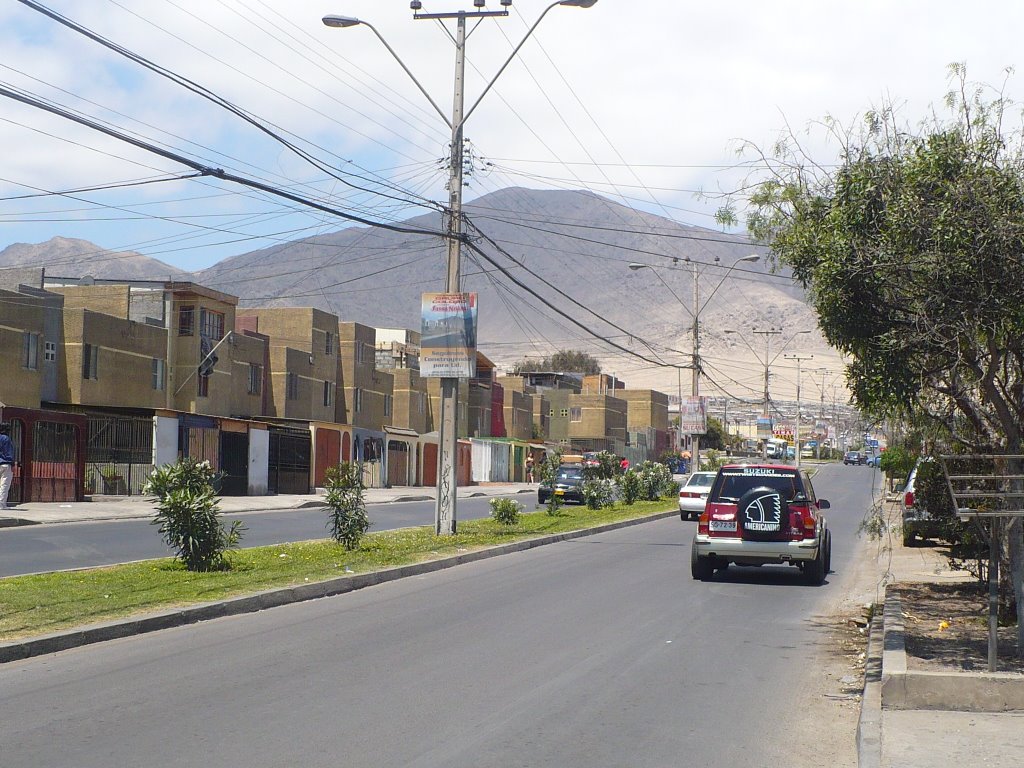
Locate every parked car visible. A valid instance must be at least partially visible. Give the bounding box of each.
[538,464,585,505]
[901,459,944,546]
[678,471,717,521]
[843,450,866,465]
[691,463,831,584]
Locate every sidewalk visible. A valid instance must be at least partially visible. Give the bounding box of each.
[0,483,536,526]
[860,503,1024,768]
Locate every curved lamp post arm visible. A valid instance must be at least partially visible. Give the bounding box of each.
[723,328,762,363]
[323,15,453,128]
[769,329,812,367]
[628,262,693,319]
[697,254,759,316]
[462,0,596,127]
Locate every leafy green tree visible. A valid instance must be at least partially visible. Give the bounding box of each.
[702,417,728,451]
[745,65,1024,652]
[512,350,601,375]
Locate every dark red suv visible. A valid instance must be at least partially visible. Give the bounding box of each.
[690,464,831,584]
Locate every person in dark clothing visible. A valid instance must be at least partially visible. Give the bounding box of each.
[0,423,15,509]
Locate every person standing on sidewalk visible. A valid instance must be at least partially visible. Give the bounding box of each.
[0,423,14,509]
[525,455,535,484]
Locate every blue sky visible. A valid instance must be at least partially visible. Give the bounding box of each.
[3,0,1024,272]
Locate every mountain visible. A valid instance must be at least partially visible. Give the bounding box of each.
[196,187,839,401]
[0,236,188,280]
[3,189,843,403]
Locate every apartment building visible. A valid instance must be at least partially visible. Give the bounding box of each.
[236,307,340,422]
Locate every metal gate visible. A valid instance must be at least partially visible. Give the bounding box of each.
[269,428,311,495]
[30,420,81,502]
[86,415,154,496]
[219,431,249,496]
[6,419,24,504]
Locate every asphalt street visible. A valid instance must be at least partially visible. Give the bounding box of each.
[0,494,535,577]
[0,464,882,768]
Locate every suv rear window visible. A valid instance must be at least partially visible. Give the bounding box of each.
[710,467,806,503]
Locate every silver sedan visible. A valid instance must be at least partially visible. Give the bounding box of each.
[678,471,717,520]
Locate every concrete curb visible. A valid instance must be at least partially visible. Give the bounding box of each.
[0,517,39,528]
[856,609,884,768]
[880,588,1024,712]
[0,510,677,664]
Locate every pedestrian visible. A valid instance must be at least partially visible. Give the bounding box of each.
[620,457,629,472]
[0,423,14,510]
[525,455,535,484]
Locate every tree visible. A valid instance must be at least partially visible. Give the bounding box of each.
[702,417,728,451]
[511,349,601,375]
[745,65,1024,653]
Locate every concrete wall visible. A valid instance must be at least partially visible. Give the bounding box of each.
[0,288,45,408]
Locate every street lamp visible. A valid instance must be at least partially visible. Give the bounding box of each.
[324,1,598,535]
[629,254,759,466]
[723,327,811,459]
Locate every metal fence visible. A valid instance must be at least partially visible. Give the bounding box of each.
[85,415,155,496]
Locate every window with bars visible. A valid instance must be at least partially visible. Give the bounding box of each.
[324,331,334,356]
[384,394,392,417]
[570,407,582,422]
[200,308,225,340]
[323,380,332,407]
[355,342,365,364]
[82,343,99,379]
[44,341,56,362]
[152,358,165,391]
[286,373,299,401]
[353,387,363,413]
[22,332,38,370]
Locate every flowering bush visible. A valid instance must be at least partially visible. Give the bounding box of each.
[144,459,243,572]
[324,462,370,550]
[582,477,616,509]
[489,497,522,526]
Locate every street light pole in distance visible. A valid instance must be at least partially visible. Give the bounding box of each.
[628,253,758,469]
[324,1,599,534]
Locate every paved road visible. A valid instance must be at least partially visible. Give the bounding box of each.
[0,464,879,768]
[0,494,535,577]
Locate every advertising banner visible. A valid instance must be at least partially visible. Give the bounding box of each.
[679,396,707,435]
[420,292,477,378]
[756,416,773,439]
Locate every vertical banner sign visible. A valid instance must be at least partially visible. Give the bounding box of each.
[420,292,478,378]
[756,416,774,439]
[679,396,707,435]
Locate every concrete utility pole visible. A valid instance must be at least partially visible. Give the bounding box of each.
[785,353,813,468]
[325,1,598,535]
[752,328,780,458]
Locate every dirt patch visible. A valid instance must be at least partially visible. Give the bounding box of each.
[898,581,1024,674]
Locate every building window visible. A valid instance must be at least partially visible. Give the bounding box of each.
[22,332,39,370]
[82,343,99,380]
[248,364,262,395]
[570,406,582,422]
[560,408,569,418]
[384,394,392,417]
[323,380,332,407]
[197,373,209,398]
[354,387,363,413]
[355,342,365,364]
[44,341,56,362]
[416,392,424,414]
[178,305,195,336]
[152,358,165,391]
[200,308,225,340]
[286,373,299,401]
[325,331,334,356]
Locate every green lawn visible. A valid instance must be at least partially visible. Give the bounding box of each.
[0,499,674,642]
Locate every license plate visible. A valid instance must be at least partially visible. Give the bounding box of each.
[710,520,737,532]
[555,490,565,496]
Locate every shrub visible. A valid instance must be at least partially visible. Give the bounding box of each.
[489,497,522,526]
[324,462,370,550]
[618,469,642,505]
[144,459,244,572]
[637,461,675,500]
[582,477,616,509]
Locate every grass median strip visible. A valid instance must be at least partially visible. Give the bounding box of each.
[0,499,675,642]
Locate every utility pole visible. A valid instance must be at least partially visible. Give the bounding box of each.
[752,328,780,458]
[690,258,701,468]
[786,354,813,468]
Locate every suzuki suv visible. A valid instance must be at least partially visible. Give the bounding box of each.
[690,464,831,584]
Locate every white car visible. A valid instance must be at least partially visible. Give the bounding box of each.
[678,471,717,520]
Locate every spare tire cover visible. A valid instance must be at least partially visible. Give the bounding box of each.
[736,485,789,541]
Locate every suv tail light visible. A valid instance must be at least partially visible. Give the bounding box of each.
[787,504,817,540]
[904,490,915,508]
[698,510,709,535]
